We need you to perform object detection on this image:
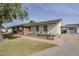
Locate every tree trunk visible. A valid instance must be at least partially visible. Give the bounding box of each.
[0,31,4,41]
[0,24,4,41]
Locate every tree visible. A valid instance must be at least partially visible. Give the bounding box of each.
[29,20,36,24]
[0,3,28,41]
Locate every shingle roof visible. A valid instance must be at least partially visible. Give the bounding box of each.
[28,19,62,26]
[62,26,76,28]
[66,24,79,27]
[11,19,62,27]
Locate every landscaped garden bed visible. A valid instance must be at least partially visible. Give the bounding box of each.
[27,33,56,40]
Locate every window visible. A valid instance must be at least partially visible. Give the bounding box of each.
[69,27,74,30]
[36,26,39,31]
[43,25,47,31]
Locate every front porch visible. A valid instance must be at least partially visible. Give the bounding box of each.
[12,25,31,35]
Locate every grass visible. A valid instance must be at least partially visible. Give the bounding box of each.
[0,38,56,56]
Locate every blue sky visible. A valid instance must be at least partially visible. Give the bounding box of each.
[3,3,79,27]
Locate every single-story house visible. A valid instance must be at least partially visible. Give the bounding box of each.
[12,19,63,35]
[62,24,79,34]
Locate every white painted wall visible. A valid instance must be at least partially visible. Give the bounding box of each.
[30,25,44,34]
[48,21,62,35]
[30,26,36,34]
[30,21,62,35]
[57,21,63,35]
[47,24,57,35]
[77,27,79,33]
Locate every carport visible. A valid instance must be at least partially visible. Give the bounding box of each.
[61,26,77,34]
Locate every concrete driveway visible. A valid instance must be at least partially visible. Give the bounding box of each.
[30,34,79,56]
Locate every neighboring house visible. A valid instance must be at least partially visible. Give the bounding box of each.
[1,28,12,33]
[12,19,63,35]
[1,25,12,33]
[62,24,79,34]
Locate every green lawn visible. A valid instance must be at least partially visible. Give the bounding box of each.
[0,38,55,56]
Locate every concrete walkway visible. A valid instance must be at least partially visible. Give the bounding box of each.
[29,34,79,56]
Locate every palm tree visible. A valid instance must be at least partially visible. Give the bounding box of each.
[0,3,28,41]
